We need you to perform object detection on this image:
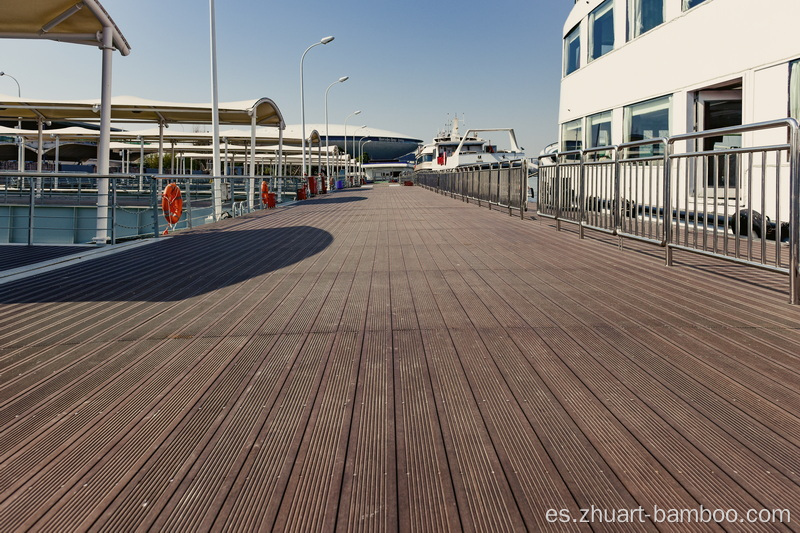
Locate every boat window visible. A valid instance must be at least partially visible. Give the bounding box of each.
[791,59,800,121]
[588,111,612,149]
[682,0,707,9]
[624,95,670,156]
[627,0,664,40]
[589,0,614,61]
[561,118,583,154]
[564,24,581,76]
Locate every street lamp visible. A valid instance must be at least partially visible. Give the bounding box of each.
[343,110,361,184]
[0,72,21,97]
[0,72,24,176]
[357,132,370,186]
[351,125,366,184]
[300,36,334,182]
[325,76,348,187]
[360,140,373,183]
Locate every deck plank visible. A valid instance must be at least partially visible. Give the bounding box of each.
[0,185,798,531]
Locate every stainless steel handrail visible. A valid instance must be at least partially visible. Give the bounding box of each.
[537,119,799,304]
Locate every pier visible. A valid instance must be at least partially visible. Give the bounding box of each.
[1,184,798,531]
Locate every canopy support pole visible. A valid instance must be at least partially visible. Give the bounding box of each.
[94,24,113,244]
[249,111,256,210]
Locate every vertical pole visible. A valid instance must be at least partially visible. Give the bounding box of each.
[664,139,674,266]
[250,111,257,210]
[111,178,117,244]
[579,151,585,239]
[277,126,284,203]
[36,118,43,199]
[54,135,60,189]
[210,0,222,221]
[94,25,113,245]
[789,121,799,304]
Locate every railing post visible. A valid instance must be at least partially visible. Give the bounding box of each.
[151,176,159,239]
[111,178,117,245]
[555,155,561,231]
[664,139,674,266]
[790,120,800,304]
[508,166,512,216]
[579,150,586,239]
[614,147,621,234]
[27,175,34,245]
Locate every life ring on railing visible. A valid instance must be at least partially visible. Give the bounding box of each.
[161,182,183,225]
[260,180,269,205]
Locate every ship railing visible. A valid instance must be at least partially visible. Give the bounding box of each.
[414,161,527,219]
[537,118,800,304]
[0,172,308,245]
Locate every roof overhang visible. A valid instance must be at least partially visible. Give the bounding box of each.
[0,95,285,127]
[0,0,130,55]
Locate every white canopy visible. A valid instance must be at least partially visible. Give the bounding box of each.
[0,0,130,55]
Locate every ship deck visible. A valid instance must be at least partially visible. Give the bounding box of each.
[0,184,798,531]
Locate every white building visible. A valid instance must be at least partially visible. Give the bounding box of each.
[559,0,800,152]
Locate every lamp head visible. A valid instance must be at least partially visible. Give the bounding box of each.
[0,72,5,76]
[320,36,334,44]
[354,110,362,115]
[339,76,349,83]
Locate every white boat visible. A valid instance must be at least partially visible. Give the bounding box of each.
[414,116,525,171]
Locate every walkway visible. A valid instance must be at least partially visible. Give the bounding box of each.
[0,184,798,531]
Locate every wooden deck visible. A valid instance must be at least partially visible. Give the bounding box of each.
[0,184,799,531]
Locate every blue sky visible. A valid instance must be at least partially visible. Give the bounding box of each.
[0,0,572,154]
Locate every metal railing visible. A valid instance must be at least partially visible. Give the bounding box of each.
[414,161,528,219]
[0,172,311,245]
[537,118,800,304]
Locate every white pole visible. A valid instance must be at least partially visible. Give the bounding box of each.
[343,110,360,186]
[325,76,348,185]
[250,111,257,210]
[94,25,113,244]
[301,36,334,181]
[210,0,222,220]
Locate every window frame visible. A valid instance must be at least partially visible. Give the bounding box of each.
[561,118,584,154]
[587,110,613,149]
[623,95,671,157]
[682,0,708,10]
[563,23,581,76]
[589,0,614,62]
[627,0,664,40]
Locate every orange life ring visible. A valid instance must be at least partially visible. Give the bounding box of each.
[260,180,270,204]
[161,182,183,225]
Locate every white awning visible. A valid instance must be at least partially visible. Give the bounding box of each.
[0,0,130,55]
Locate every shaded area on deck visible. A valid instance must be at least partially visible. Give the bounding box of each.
[0,244,93,272]
[0,185,799,531]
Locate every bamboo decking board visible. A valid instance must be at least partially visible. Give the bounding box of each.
[0,184,799,531]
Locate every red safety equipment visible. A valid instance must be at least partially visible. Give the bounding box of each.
[267,192,277,208]
[161,182,183,225]
[260,180,270,204]
[297,187,307,201]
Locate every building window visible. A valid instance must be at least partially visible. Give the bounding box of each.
[791,59,800,121]
[564,24,581,76]
[682,0,707,9]
[561,118,583,153]
[624,96,670,156]
[589,0,614,61]
[628,0,664,39]
[588,111,612,148]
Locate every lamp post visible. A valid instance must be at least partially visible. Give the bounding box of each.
[360,140,373,183]
[0,71,21,97]
[343,110,361,185]
[352,125,366,185]
[300,36,334,183]
[356,133,370,186]
[0,72,23,174]
[325,76,348,188]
